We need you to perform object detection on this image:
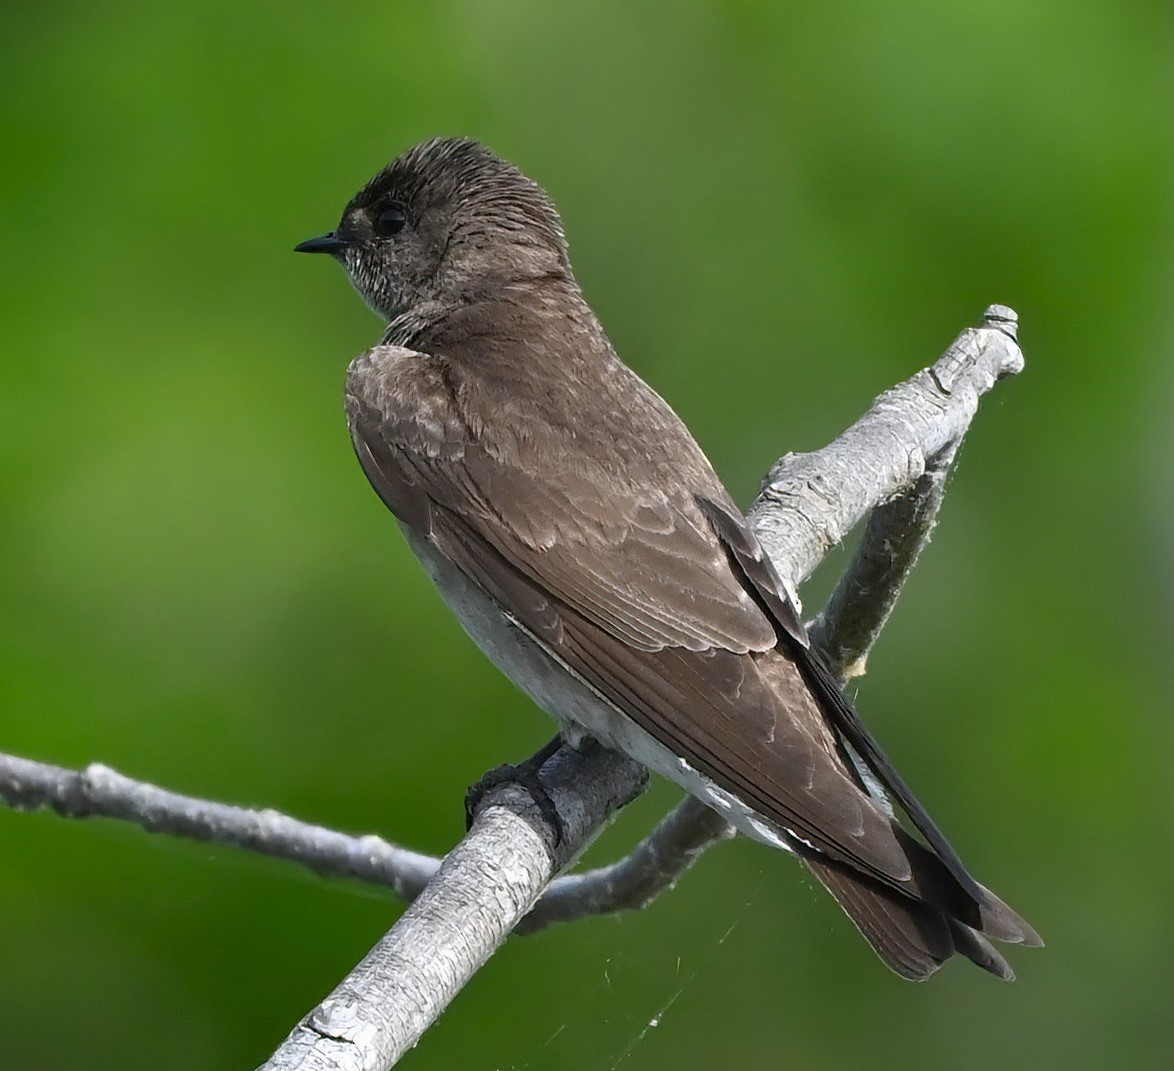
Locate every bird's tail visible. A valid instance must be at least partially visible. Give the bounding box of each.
[802,835,1042,981]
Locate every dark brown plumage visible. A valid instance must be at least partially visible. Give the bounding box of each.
[297,137,1041,980]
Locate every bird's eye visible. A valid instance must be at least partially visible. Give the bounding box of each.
[374,203,409,238]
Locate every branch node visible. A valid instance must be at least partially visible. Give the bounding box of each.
[308,994,376,1047]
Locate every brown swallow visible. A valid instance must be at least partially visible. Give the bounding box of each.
[296,137,1041,980]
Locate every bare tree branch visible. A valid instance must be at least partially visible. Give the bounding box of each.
[0,409,968,934]
[517,793,732,934]
[259,741,648,1071]
[0,306,1024,1071]
[748,304,1021,587]
[0,755,442,900]
[259,305,1024,1069]
[810,441,959,681]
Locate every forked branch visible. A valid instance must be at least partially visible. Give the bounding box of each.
[0,307,1024,1071]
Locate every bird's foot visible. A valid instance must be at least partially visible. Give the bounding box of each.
[465,734,564,845]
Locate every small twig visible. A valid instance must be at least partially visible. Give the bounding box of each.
[0,754,442,900]
[810,442,958,680]
[517,794,732,934]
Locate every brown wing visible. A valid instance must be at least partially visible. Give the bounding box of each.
[695,494,988,900]
[344,344,940,890]
[346,341,1041,964]
[695,494,1038,946]
[345,346,780,656]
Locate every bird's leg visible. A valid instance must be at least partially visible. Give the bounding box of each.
[465,733,566,844]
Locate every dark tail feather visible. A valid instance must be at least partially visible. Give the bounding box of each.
[974,883,1044,948]
[803,854,1018,982]
[948,920,1015,981]
[892,827,1044,948]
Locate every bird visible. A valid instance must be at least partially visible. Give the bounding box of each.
[295,136,1041,980]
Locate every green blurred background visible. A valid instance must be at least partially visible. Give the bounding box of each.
[2,1,1171,1068]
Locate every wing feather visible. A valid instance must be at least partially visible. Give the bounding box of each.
[343,342,1034,933]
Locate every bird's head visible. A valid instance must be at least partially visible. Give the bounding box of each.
[296,137,571,321]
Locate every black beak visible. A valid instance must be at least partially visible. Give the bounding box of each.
[294,232,349,255]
